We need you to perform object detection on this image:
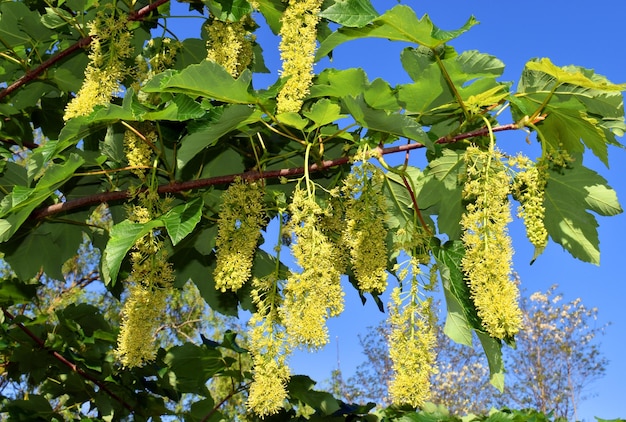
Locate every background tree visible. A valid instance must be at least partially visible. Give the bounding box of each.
[0,0,623,419]
[331,285,608,419]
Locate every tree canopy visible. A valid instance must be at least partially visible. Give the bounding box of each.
[0,0,624,420]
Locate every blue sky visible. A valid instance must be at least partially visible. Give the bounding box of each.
[169,0,626,419]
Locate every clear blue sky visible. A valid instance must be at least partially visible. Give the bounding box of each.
[170,0,626,419]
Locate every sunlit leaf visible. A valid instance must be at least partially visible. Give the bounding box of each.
[316,5,478,59]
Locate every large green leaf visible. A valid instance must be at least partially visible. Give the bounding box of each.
[476,331,504,391]
[318,0,379,28]
[342,95,430,146]
[0,220,85,280]
[162,198,203,246]
[0,154,84,243]
[543,161,622,264]
[101,219,164,285]
[164,343,224,394]
[309,68,369,99]
[417,149,465,239]
[141,61,257,104]
[302,98,346,129]
[513,60,626,166]
[316,5,478,59]
[433,240,475,347]
[176,105,260,169]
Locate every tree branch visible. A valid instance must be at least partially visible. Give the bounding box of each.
[0,0,172,102]
[29,122,519,220]
[1,307,135,413]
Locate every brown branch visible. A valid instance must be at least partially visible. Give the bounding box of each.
[0,0,172,102]
[1,138,40,150]
[29,123,521,220]
[1,307,135,413]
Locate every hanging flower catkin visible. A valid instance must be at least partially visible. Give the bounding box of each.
[247,275,291,417]
[387,283,437,407]
[115,206,174,367]
[214,178,265,292]
[276,0,324,113]
[64,9,132,120]
[461,146,522,339]
[342,159,389,294]
[282,185,345,349]
[205,17,255,78]
[511,154,549,251]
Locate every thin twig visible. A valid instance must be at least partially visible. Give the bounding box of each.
[1,307,135,413]
[29,122,520,220]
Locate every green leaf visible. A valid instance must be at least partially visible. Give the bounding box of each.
[0,220,85,280]
[433,240,476,346]
[342,95,430,146]
[513,60,626,166]
[316,5,478,60]
[162,198,203,246]
[205,0,253,22]
[288,375,341,416]
[543,161,622,264]
[417,149,465,239]
[176,105,260,169]
[302,98,346,129]
[476,331,504,392]
[526,58,626,91]
[254,0,286,34]
[164,343,224,394]
[364,78,399,110]
[276,112,310,130]
[142,61,257,104]
[310,68,369,99]
[41,7,73,29]
[0,154,84,243]
[102,219,164,285]
[0,277,38,306]
[142,94,206,121]
[318,0,379,28]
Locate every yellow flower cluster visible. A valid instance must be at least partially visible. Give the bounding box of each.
[282,185,344,349]
[124,125,156,176]
[116,207,175,367]
[276,0,324,113]
[342,161,389,294]
[510,154,549,250]
[461,146,523,339]
[214,178,265,292]
[205,18,254,78]
[247,275,291,417]
[387,284,437,407]
[64,9,132,120]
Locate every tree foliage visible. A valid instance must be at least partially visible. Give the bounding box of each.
[0,0,624,420]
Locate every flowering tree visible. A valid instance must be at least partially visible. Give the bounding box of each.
[0,0,623,420]
[334,285,608,419]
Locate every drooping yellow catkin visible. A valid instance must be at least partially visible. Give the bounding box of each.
[205,18,254,78]
[461,146,523,339]
[214,178,265,292]
[282,186,344,349]
[64,9,132,120]
[342,160,389,294]
[247,275,291,417]
[276,0,324,113]
[510,154,549,251]
[115,217,175,367]
[387,283,437,407]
